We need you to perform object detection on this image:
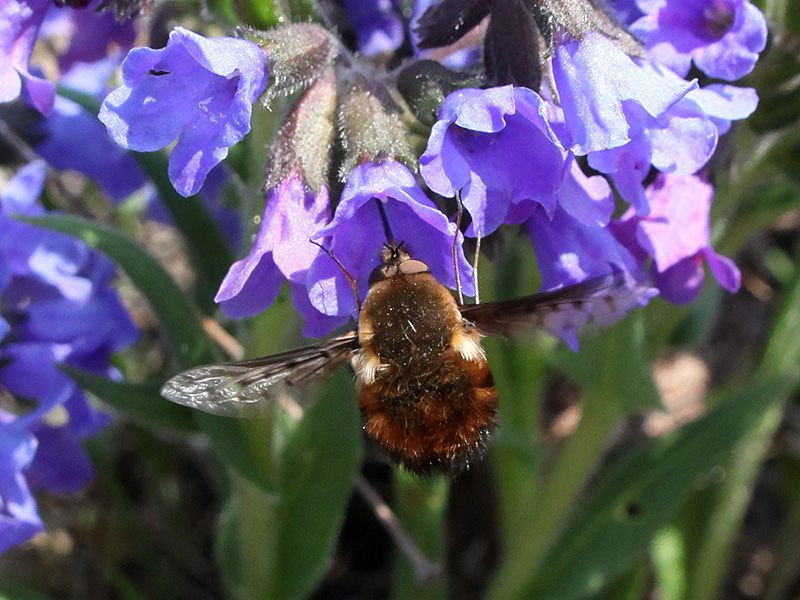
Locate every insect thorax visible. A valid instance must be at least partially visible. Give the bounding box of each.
[358,272,460,373]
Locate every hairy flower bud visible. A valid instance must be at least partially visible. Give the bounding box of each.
[338,75,412,177]
[251,23,341,99]
[268,67,338,192]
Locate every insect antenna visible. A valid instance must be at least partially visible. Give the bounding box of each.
[375,199,394,245]
[451,190,482,304]
[309,240,362,312]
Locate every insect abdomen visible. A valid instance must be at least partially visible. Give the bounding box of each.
[359,351,498,475]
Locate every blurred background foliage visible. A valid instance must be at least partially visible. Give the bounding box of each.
[3,0,800,599]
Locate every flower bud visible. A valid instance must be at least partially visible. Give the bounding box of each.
[338,76,412,178]
[268,67,337,192]
[249,23,340,99]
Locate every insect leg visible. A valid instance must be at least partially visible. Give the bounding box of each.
[452,190,465,305]
[473,231,481,305]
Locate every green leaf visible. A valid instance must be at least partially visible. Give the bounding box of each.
[491,315,660,600]
[196,412,276,491]
[60,366,195,432]
[651,527,688,600]
[231,0,285,28]
[518,374,796,600]
[0,580,56,600]
[274,369,363,600]
[13,213,212,369]
[216,493,244,596]
[392,471,448,600]
[760,251,800,377]
[287,0,322,22]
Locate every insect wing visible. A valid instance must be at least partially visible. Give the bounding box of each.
[160,332,359,417]
[460,271,633,338]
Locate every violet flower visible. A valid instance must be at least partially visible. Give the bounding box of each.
[307,160,473,331]
[0,415,42,556]
[551,31,696,157]
[524,170,657,349]
[343,0,404,57]
[215,172,335,334]
[630,0,768,81]
[610,173,741,304]
[420,85,569,238]
[49,3,136,73]
[0,161,139,555]
[0,0,56,115]
[99,27,268,197]
[37,58,241,247]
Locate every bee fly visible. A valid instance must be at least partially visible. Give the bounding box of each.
[161,244,625,475]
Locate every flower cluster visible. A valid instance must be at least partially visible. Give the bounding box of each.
[210,0,763,338]
[0,162,139,554]
[5,0,765,345]
[0,0,771,559]
[2,0,768,338]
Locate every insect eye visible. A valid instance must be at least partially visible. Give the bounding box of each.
[369,264,394,285]
[397,259,430,275]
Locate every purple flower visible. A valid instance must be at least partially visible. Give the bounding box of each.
[631,0,768,81]
[687,83,759,135]
[551,31,696,156]
[0,414,43,556]
[574,60,757,214]
[306,160,473,334]
[39,58,242,246]
[50,4,136,73]
[583,68,719,213]
[611,0,645,25]
[343,0,404,57]
[523,170,657,349]
[610,173,741,304]
[99,27,268,197]
[0,0,56,115]
[0,161,139,555]
[215,172,332,324]
[420,85,569,237]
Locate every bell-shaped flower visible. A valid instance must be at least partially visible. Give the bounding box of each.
[99,27,268,197]
[0,162,138,555]
[630,0,767,81]
[552,31,695,156]
[525,199,657,350]
[610,173,741,304]
[307,160,473,331]
[215,172,331,321]
[0,415,43,556]
[343,0,404,57]
[420,85,569,238]
[0,0,55,114]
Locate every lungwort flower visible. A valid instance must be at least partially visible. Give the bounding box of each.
[610,173,741,305]
[1,0,56,115]
[99,27,268,197]
[0,162,139,555]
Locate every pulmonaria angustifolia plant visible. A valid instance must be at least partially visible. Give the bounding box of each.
[207,0,764,336]
[0,162,139,554]
[0,0,768,556]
